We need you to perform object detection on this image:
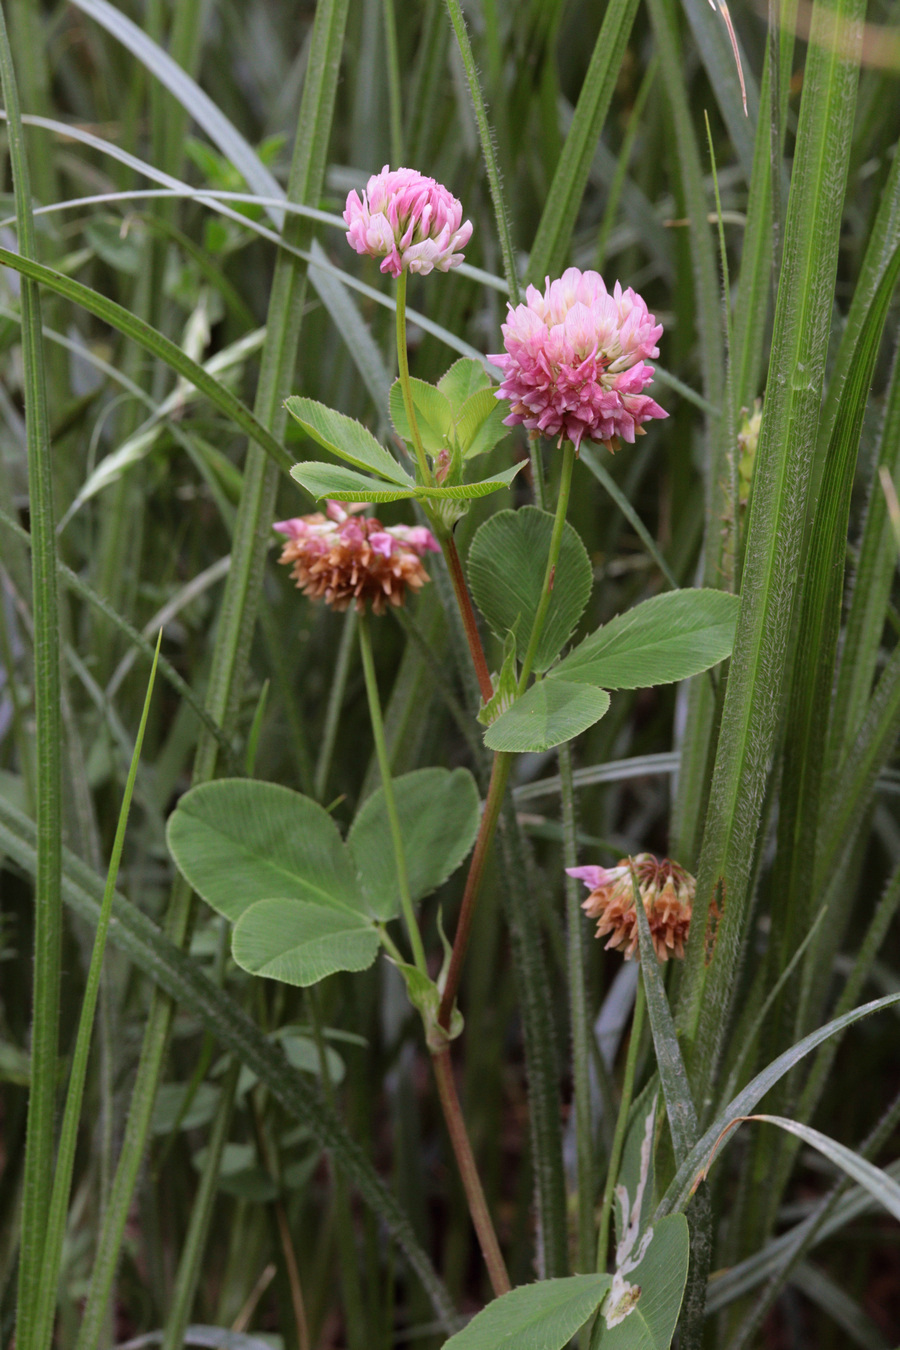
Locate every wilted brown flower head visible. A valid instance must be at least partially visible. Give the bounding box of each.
[275,501,439,614]
[567,853,694,962]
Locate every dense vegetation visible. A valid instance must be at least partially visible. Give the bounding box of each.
[1,0,900,1346]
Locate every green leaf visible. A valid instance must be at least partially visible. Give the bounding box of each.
[443,1274,612,1350]
[633,882,698,1166]
[166,779,362,922]
[291,459,526,505]
[152,1083,221,1135]
[231,899,379,986]
[554,590,738,690]
[285,395,413,485]
[732,1116,900,1225]
[658,992,900,1217]
[468,508,593,674]
[389,378,454,452]
[291,461,421,503]
[456,388,510,459]
[526,0,641,281]
[0,793,455,1326]
[279,1032,345,1084]
[593,1215,690,1349]
[484,682,610,754]
[346,768,481,921]
[438,356,491,407]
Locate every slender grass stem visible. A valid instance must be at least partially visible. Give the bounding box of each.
[358,609,428,975]
[596,978,645,1271]
[438,750,512,1029]
[517,440,576,692]
[431,1046,511,1296]
[314,607,357,802]
[560,742,595,1275]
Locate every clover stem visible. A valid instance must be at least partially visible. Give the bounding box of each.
[358,609,428,976]
[438,749,512,1030]
[596,976,646,1271]
[395,270,434,487]
[431,1044,511,1296]
[440,526,494,704]
[517,439,576,692]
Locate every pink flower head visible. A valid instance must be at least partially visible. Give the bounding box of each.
[274,502,439,614]
[344,166,473,278]
[489,268,668,452]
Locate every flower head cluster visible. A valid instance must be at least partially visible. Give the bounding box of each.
[489,268,667,451]
[275,502,439,614]
[567,853,694,962]
[344,166,473,278]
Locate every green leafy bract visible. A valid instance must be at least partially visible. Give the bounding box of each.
[285,395,413,485]
[442,1274,612,1350]
[456,388,510,459]
[291,460,526,505]
[438,356,492,406]
[554,589,739,689]
[347,768,481,921]
[468,508,593,673]
[484,682,610,753]
[389,377,454,452]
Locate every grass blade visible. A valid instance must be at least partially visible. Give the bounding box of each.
[32,636,161,1350]
[526,0,641,283]
[0,8,63,1346]
[678,0,866,1095]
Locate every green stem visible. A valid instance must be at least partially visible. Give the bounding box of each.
[518,440,576,692]
[431,1046,511,1296]
[596,977,645,1271]
[395,270,434,487]
[358,609,428,975]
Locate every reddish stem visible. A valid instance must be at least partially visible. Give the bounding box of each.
[438,750,512,1030]
[431,1045,511,1297]
[442,531,494,705]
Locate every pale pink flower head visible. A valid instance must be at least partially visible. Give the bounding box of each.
[489,268,668,451]
[567,853,694,962]
[344,166,473,278]
[275,502,439,614]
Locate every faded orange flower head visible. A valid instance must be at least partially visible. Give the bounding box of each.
[275,501,439,614]
[567,853,694,962]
